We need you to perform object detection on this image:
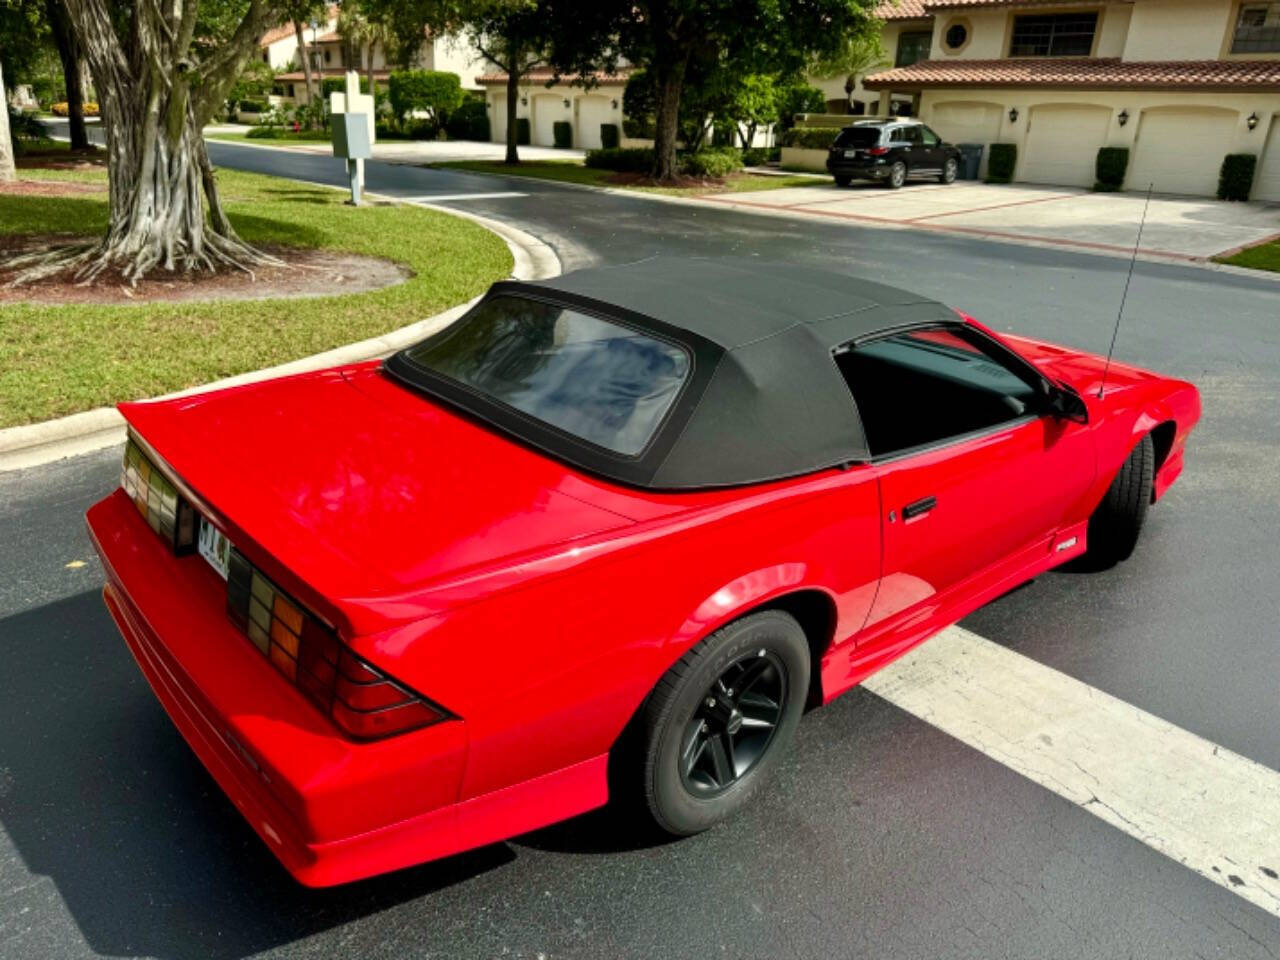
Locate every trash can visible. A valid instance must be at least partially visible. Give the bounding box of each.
[958,143,983,180]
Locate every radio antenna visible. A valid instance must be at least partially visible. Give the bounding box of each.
[1099,182,1153,399]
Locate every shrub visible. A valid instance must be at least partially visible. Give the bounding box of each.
[237,99,268,114]
[584,146,654,172]
[553,120,573,149]
[246,125,282,139]
[681,147,744,177]
[986,143,1017,183]
[50,101,99,117]
[780,126,839,150]
[600,123,620,149]
[516,117,530,145]
[776,82,827,132]
[1218,153,1257,201]
[388,70,463,126]
[741,146,775,166]
[1094,146,1128,192]
[445,97,490,141]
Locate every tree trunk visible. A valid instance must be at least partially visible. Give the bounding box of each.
[294,21,315,112]
[8,0,279,286]
[651,54,688,181]
[46,0,89,149]
[504,67,520,165]
[366,43,376,101]
[0,61,15,183]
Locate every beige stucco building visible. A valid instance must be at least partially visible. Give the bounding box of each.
[854,0,1280,197]
[476,70,631,150]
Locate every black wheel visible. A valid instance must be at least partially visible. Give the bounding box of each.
[641,610,809,836]
[1086,434,1154,566]
[940,157,958,184]
[886,161,907,189]
[834,174,852,187]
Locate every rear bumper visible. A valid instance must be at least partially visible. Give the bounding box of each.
[89,488,608,885]
[826,157,890,180]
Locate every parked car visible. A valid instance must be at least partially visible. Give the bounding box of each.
[88,259,1199,886]
[827,119,963,188]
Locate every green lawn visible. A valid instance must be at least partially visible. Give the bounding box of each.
[206,129,333,144]
[0,167,511,428]
[427,160,825,197]
[1214,238,1280,273]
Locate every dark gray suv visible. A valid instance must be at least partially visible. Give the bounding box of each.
[826,120,962,189]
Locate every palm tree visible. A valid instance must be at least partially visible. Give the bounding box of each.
[336,3,392,100]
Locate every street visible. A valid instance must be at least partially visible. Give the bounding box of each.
[2,139,1279,959]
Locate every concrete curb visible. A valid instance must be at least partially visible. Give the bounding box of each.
[0,201,560,474]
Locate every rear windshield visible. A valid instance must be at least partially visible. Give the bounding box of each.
[401,295,691,456]
[833,127,882,148]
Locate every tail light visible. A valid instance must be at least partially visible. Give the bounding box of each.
[225,547,451,740]
[122,438,196,554]
[867,146,890,156]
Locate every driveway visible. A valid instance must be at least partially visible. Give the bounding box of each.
[703,180,1280,262]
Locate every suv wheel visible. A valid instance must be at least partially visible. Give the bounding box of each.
[834,174,852,187]
[940,158,958,184]
[887,161,907,189]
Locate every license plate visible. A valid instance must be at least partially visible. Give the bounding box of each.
[844,149,859,158]
[198,517,232,580]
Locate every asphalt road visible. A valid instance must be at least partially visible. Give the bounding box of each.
[3,137,1279,959]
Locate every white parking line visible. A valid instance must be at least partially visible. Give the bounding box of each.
[402,192,528,202]
[862,625,1280,918]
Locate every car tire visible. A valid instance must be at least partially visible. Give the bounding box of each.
[641,609,810,836]
[940,158,958,184]
[886,161,907,189]
[1086,434,1154,566]
[834,174,852,187]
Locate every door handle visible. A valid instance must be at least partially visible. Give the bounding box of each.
[902,495,937,519]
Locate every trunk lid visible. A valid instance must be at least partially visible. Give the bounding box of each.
[120,364,637,627]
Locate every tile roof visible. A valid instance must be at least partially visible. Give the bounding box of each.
[475,69,632,86]
[873,0,931,19]
[275,69,391,83]
[863,57,1280,91]
[258,5,338,47]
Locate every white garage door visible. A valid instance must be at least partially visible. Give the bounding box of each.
[1129,108,1238,197]
[577,96,612,150]
[490,94,507,143]
[532,94,562,146]
[1022,104,1111,188]
[1252,115,1280,203]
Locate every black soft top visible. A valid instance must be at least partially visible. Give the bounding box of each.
[386,257,961,490]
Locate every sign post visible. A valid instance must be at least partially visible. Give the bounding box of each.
[330,70,375,205]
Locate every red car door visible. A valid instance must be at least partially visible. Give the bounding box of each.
[834,325,1094,632]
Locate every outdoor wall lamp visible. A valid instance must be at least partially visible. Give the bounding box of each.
[520,96,528,106]
[1008,107,1018,123]
[611,99,619,110]
[563,98,571,108]
[1247,112,1259,130]
[1117,108,1129,127]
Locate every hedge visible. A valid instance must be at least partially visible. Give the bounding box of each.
[585,147,654,172]
[1218,153,1257,201]
[780,126,839,149]
[320,76,370,97]
[516,117,530,145]
[387,70,463,124]
[1094,146,1128,192]
[445,98,490,141]
[246,126,283,139]
[237,99,268,114]
[741,146,780,166]
[553,120,573,149]
[986,143,1017,184]
[681,147,744,177]
[600,123,620,149]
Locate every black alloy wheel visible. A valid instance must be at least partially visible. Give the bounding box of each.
[679,650,787,796]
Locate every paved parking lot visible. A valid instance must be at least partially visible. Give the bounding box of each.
[705,180,1280,262]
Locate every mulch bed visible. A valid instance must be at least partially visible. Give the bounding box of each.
[0,238,411,306]
[607,171,734,189]
[15,147,107,171]
[0,178,106,197]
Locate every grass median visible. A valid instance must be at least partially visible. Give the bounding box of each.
[1214,238,1280,273]
[427,160,824,197]
[0,166,512,429]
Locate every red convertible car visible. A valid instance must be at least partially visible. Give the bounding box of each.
[88,258,1199,886]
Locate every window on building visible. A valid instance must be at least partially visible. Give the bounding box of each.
[1232,2,1280,52]
[1009,12,1099,56]
[895,30,933,66]
[944,23,968,49]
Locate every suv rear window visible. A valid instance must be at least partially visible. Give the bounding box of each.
[401,295,692,456]
[833,127,882,148]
